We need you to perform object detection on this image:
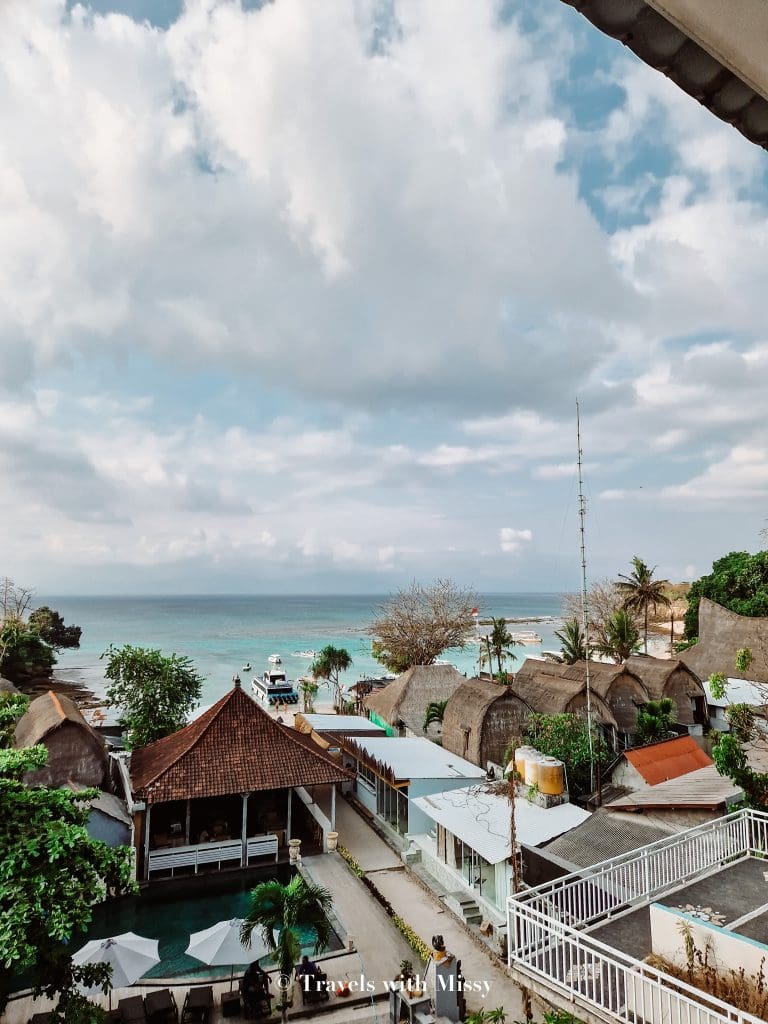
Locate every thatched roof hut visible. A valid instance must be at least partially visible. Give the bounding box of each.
[512,659,618,729]
[14,690,107,788]
[681,598,768,684]
[624,655,707,726]
[442,678,533,768]
[363,664,466,737]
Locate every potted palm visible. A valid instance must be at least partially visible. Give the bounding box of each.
[240,875,333,1023]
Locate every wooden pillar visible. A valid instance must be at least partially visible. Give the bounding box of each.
[143,804,152,881]
[286,789,292,841]
[185,799,191,845]
[331,784,336,831]
[241,793,248,867]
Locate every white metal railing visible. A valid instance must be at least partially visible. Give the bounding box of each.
[509,900,763,1024]
[148,833,279,875]
[513,808,768,930]
[507,809,768,1024]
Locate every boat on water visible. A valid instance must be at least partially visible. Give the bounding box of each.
[292,650,317,659]
[512,631,542,644]
[252,666,299,706]
[267,653,282,665]
[242,663,252,672]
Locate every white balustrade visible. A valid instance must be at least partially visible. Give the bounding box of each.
[148,834,278,876]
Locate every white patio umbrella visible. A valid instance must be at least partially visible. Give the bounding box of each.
[73,932,160,1008]
[185,918,270,990]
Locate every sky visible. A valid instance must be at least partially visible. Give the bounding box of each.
[2,0,768,595]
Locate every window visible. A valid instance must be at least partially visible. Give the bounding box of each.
[358,763,376,791]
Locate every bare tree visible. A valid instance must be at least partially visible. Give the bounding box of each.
[0,578,34,620]
[369,579,478,673]
[562,578,641,651]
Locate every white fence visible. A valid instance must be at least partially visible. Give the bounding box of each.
[148,833,278,876]
[508,808,768,1024]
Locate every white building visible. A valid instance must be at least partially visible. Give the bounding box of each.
[703,677,768,731]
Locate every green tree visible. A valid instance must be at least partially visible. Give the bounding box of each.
[635,697,677,745]
[423,700,448,731]
[0,692,29,747]
[487,617,519,677]
[709,649,768,809]
[240,876,333,1020]
[617,557,671,654]
[524,712,609,799]
[310,645,352,710]
[543,619,586,665]
[369,579,477,673]
[0,617,56,684]
[298,678,319,713]
[595,609,641,663]
[684,550,768,639]
[101,644,204,749]
[28,606,82,651]
[0,744,135,1013]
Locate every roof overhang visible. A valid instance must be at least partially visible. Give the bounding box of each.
[561,0,768,149]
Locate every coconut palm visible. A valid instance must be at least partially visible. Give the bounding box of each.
[488,617,519,677]
[310,645,352,710]
[241,876,333,1020]
[543,618,586,665]
[596,609,642,663]
[635,697,676,744]
[298,678,319,713]
[423,699,448,731]
[617,557,672,654]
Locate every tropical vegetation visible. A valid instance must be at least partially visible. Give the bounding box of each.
[370,579,477,673]
[423,699,448,731]
[523,712,609,799]
[543,618,586,665]
[101,644,204,749]
[595,609,641,663]
[617,557,671,654]
[240,876,333,1018]
[481,617,519,679]
[635,697,677,744]
[684,550,768,639]
[0,578,81,686]
[309,645,352,709]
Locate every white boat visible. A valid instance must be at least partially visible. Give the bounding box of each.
[252,666,299,706]
[267,653,282,665]
[512,631,542,644]
[242,663,252,672]
[292,650,317,659]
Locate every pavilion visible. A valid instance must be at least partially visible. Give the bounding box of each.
[121,680,353,880]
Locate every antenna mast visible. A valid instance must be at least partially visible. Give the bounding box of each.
[576,398,596,793]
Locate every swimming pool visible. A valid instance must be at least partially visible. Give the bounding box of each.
[84,867,343,979]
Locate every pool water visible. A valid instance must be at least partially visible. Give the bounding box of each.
[84,867,342,979]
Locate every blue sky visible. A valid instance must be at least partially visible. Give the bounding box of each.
[2,0,768,595]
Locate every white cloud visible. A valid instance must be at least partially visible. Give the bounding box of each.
[500,527,532,554]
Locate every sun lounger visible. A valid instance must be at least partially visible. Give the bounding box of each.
[181,986,213,1024]
[118,996,148,1024]
[145,989,179,1024]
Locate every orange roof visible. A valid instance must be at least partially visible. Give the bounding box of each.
[625,736,712,786]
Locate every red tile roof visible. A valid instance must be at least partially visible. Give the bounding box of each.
[129,683,353,804]
[624,736,712,786]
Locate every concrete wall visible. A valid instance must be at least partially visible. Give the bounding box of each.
[611,759,648,791]
[88,809,131,847]
[650,902,768,977]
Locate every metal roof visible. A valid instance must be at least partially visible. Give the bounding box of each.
[543,809,673,867]
[704,677,768,709]
[624,735,712,785]
[350,737,485,781]
[605,764,742,810]
[412,786,591,863]
[295,714,385,732]
[561,0,768,150]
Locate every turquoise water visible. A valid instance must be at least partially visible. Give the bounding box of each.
[42,593,563,704]
[84,867,342,978]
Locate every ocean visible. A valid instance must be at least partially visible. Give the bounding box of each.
[41,593,564,705]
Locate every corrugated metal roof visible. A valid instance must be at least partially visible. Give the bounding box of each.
[624,735,711,785]
[703,677,768,709]
[295,714,386,732]
[543,809,673,867]
[351,737,485,781]
[412,786,591,863]
[606,764,742,809]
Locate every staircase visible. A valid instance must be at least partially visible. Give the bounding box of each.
[454,894,482,926]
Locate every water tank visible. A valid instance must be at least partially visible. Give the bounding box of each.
[512,745,536,781]
[538,756,565,796]
[524,750,543,787]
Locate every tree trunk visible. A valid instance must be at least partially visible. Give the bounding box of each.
[644,604,649,654]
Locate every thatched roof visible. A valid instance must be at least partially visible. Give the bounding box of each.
[363,664,466,735]
[624,656,704,700]
[513,660,618,726]
[14,690,95,748]
[681,598,768,684]
[0,675,20,694]
[442,679,532,765]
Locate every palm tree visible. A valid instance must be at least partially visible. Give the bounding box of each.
[617,557,672,654]
[488,617,519,677]
[543,618,586,665]
[423,699,448,732]
[241,876,333,1020]
[298,678,319,713]
[596,609,641,663]
[310,645,352,710]
[635,697,676,744]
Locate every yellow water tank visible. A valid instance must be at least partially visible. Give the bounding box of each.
[538,756,565,796]
[524,750,543,787]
